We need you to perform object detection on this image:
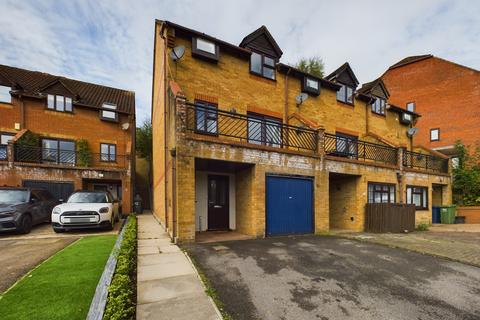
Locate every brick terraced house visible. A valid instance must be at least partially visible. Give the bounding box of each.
[382,54,480,158]
[151,21,452,242]
[0,65,135,212]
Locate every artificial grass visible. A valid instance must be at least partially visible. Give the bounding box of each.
[0,235,116,320]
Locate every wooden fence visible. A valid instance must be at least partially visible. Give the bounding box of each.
[365,203,416,233]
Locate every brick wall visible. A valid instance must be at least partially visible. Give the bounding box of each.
[382,57,480,151]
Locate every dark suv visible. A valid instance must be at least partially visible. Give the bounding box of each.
[0,187,58,234]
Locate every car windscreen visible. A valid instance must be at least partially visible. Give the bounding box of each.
[0,190,29,204]
[67,192,108,203]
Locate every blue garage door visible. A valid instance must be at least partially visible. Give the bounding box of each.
[266,176,313,236]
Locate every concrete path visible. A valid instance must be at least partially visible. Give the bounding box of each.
[136,214,221,320]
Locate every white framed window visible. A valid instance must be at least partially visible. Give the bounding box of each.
[0,85,11,103]
[372,97,386,115]
[336,83,354,104]
[430,128,439,141]
[101,102,118,121]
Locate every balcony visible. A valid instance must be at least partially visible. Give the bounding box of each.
[184,102,318,152]
[324,133,398,166]
[11,145,129,169]
[403,149,449,174]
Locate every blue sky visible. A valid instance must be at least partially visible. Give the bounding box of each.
[0,0,478,125]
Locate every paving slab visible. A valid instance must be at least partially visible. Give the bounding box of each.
[137,293,220,320]
[137,274,204,304]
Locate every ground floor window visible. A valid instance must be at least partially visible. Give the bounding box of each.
[406,186,428,210]
[0,133,14,160]
[42,138,75,165]
[368,183,395,203]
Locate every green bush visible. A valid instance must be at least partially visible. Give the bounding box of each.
[103,215,137,320]
[416,223,429,231]
[77,139,92,167]
[17,131,40,146]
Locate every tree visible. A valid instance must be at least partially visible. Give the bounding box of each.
[452,141,480,205]
[295,56,325,78]
[136,120,152,162]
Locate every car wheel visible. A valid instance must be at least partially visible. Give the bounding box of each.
[53,227,65,233]
[19,215,33,234]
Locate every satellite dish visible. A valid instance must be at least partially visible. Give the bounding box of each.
[407,127,418,138]
[170,45,185,61]
[121,122,130,131]
[295,93,309,105]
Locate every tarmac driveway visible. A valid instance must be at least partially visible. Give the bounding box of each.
[186,236,480,320]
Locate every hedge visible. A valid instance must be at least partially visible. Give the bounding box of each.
[103,215,137,320]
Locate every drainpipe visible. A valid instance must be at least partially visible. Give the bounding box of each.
[19,94,25,130]
[171,149,177,242]
[284,67,291,124]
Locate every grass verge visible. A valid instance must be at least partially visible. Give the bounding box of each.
[185,250,233,320]
[0,235,116,320]
[103,214,137,320]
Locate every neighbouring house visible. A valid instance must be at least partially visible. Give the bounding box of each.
[0,64,135,213]
[382,54,480,160]
[151,20,452,242]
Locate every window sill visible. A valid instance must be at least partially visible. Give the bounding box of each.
[45,108,74,114]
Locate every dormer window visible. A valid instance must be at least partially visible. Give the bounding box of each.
[192,37,219,62]
[101,102,118,121]
[401,113,412,124]
[47,94,72,112]
[336,83,354,105]
[406,102,415,112]
[372,97,386,115]
[302,77,320,96]
[250,52,276,80]
[0,85,11,103]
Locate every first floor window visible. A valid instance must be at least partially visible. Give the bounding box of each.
[100,143,116,162]
[247,113,282,147]
[0,85,12,103]
[0,133,14,160]
[372,96,386,115]
[368,183,396,203]
[406,186,428,210]
[336,83,354,104]
[42,138,75,164]
[195,100,218,134]
[335,133,358,158]
[430,128,439,141]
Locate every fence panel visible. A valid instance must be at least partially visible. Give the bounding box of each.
[365,203,416,233]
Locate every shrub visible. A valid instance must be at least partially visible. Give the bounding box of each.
[103,215,137,320]
[16,131,40,146]
[416,223,429,231]
[77,139,92,167]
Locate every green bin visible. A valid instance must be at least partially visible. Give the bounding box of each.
[440,206,456,224]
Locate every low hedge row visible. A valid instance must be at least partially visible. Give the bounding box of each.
[103,214,137,320]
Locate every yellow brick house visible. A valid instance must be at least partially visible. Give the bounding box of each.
[151,20,452,242]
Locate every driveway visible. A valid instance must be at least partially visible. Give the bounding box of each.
[0,221,121,293]
[186,236,480,320]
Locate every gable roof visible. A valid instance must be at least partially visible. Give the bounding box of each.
[388,54,433,70]
[357,78,390,98]
[325,62,359,87]
[0,64,135,114]
[239,25,283,58]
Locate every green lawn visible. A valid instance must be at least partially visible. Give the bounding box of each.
[0,235,116,320]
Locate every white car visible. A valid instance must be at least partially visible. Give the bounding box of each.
[51,191,119,233]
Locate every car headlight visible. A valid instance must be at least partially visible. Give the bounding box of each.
[99,207,109,213]
[52,207,61,215]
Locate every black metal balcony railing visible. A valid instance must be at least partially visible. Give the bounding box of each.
[324,133,398,165]
[403,150,449,173]
[0,145,7,161]
[13,145,128,168]
[185,103,318,152]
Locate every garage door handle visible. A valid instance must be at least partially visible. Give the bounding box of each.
[214,205,222,208]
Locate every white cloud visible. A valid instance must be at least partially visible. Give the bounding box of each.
[0,0,478,124]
